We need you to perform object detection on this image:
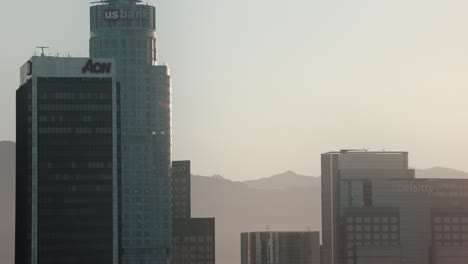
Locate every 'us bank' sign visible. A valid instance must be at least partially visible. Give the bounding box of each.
[104,9,150,21]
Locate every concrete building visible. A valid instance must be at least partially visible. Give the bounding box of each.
[15,56,119,264]
[171,161,191,220]
[171,160,216,264]
[89,1,172,263]
[240,231,321,264]
[322,150,468,264]
[172,218,216,264]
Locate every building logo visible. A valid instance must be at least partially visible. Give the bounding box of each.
[397,183,434,193]
[172,166,187,173]
[104,9,120,21]
[82,59,112,74]
[104,8,150,21]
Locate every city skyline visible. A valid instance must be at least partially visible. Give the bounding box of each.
[3,0,468,180]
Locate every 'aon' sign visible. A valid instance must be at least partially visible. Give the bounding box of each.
[82,59,112,74]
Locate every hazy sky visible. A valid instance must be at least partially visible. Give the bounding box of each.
[2,0,468,180]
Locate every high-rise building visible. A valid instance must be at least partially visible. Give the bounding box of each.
[16,56,119,264]
[171,160,216,264]
[171,161,191,219]
[321,150,414,264]
[322,150,468,264]
[240,231,321,264]
[89,1,172,263]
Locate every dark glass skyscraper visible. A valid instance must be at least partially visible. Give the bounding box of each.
[16,57,119,264]
[89,1,172,263]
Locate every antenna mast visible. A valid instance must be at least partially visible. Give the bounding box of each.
[36,47,50,57]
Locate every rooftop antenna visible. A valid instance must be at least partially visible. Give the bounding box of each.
[90,0,111,4]
[36,47,49,57]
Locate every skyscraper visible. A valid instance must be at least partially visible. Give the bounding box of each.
[89,1,172,263]
[16,56,119,264]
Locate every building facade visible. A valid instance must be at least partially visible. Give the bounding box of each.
[171,161,191,220]
[172,218,216,264]
[89,1,172,263]
[321,150,414,264]
[171,160,216,264]
[322,150,468,264]
[16,56,119,264]
[240,231,321,264]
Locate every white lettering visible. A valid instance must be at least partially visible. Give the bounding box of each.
[104,10,120,21]
[104,9,150,21]
[397,184,434,193]
[172,167,187,173]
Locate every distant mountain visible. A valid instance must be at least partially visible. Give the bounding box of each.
[243,170,319,189]
[191,174,320,264]
[240,167,468,191]
[416,167,468,179]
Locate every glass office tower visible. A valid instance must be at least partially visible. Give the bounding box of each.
[89,1,172,263]
[16,57,119,264]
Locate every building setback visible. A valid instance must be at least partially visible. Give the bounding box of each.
[240,231,321,264]
[322,150,468,264]
[89,1,172,263]
[171,160,216,264]
[15,56,119,264]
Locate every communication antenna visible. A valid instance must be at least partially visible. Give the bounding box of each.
[90,0,111,4]
[36,47,50,57]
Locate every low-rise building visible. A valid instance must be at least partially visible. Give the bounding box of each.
[240,231,321,264]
